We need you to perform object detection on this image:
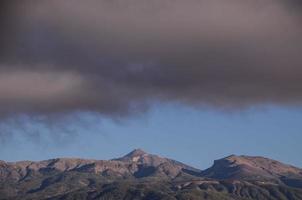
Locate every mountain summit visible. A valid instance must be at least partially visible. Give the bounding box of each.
[126,148,147,157]
[201,155,302,181]
[1,151,302,200]
[115,149,200,178]
[117,148,148,162]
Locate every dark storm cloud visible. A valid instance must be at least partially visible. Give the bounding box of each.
[1,0,302,116]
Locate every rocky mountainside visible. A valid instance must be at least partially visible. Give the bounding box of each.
[201,155,302,180]
[0,150,302,200]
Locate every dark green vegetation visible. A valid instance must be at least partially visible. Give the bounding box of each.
[1,149,302,200]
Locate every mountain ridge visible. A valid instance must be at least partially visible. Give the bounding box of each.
[201,154,302,180]
[1,150,302,180]
[1,149,302,200]
[2,151,301,176]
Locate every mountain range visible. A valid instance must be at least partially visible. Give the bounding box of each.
[1,149,302,200]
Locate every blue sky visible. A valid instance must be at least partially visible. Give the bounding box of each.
[1,104,301,170]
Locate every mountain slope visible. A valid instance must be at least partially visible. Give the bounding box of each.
[0,149,199,183]
[0,150,302,200]
[201,155,302,181]
[114,149,201,178]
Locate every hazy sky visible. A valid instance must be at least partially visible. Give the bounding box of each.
[1,104,301,169]
[0,0,302,169]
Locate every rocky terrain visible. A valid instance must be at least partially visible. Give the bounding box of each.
[0,149,302,200]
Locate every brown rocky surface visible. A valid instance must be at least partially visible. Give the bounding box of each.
[1,150,302,200]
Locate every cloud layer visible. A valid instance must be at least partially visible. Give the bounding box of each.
[1,0,302,116]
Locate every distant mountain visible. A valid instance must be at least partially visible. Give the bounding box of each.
[201,155,302,179]
[1,150,302,200]
[114,149,201,178]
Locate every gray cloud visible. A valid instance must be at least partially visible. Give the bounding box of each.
[1,0,302,116]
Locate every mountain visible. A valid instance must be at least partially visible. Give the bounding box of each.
[201,155,302,179]
[201,155,302,187]
[114,149,201,178]
[0,150,302,200]
[0,149,197,182]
